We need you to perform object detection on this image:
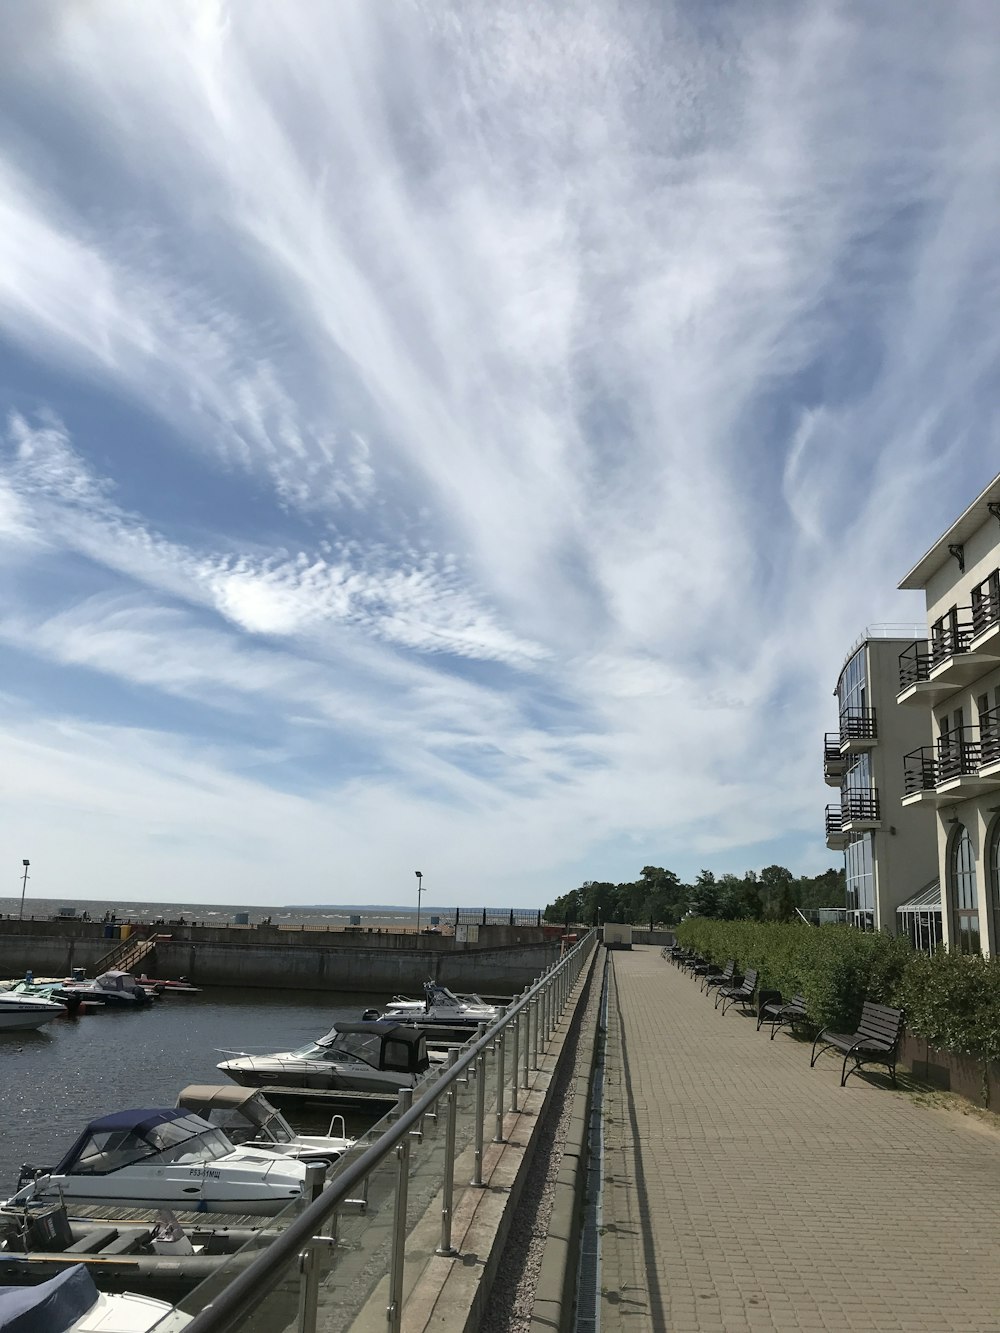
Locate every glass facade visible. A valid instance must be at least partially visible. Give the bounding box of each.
[949,825,980,955]
[845,832,875,929]
[837,647,866,717]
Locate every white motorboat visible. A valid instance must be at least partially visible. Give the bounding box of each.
[0,1262,188,1331]
[375,981,502,1029]
[7,1109,306,1217]
[175,1085,353,1165]
[217,1020,435,1094]
[0,991,65,1033]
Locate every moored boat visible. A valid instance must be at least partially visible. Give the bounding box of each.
[0,1203,273,1299]
[175,1085,352,1164]
[59,971,152,1009]
[372,981,502,1029]
[7,1109,307,1216]
[217,1020,436,1094]
[0,992,65,1033]
[0,1262,188,1331]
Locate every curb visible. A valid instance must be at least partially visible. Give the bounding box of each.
[529,948,606,1332]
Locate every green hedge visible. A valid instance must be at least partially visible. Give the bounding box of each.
[675,917,1000,1058]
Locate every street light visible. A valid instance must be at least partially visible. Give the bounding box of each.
[415,870,424,935]
[18,859,29,921]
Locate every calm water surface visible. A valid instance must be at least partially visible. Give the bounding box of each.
[0,987,392,1194]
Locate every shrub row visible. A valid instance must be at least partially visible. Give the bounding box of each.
[675,918,1000,1061]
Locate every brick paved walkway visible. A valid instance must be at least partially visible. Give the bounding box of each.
[600,946,1000,1332]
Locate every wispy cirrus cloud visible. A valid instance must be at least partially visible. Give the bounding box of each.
[1,1,999,903]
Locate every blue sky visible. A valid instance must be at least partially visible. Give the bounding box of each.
[2,2,999,907]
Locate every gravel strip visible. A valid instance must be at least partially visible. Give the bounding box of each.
[480,958,602,1333]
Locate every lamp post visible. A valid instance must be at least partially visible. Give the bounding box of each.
[415,870,424,935]
[18,859,29,921]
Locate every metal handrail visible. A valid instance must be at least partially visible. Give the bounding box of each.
[179,929,595,1333]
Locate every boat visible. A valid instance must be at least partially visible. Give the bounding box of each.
[0,1202,274,1299]
[2,982,83,1017]
[217,1020,436,1094]
[175,1086,352,1164]
[7,1109,307,1217]
[0,992,65,1033]
[136,976,201,995]
[372,981,502,1029]
[0,1262,188,1331]
[59,972,152,1009]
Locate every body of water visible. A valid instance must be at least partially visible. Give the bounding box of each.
[0,986,396,1196]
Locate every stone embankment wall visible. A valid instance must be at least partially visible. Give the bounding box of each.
[0,919,560,992]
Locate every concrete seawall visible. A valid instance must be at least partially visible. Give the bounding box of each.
[0,920,561,992]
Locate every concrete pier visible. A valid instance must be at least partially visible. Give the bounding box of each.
[0,918,560,991]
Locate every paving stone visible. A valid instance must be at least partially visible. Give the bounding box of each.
[599,947,1000,1332]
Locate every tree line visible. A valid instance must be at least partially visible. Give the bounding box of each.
[543,864,846,927]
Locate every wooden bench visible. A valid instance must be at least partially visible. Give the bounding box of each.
[757,992,811,1040]
[716,968,758,1015]
[702,959,737,995]
[810,1000,904,1087]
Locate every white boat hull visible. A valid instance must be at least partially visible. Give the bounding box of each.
[0,996,63,1032]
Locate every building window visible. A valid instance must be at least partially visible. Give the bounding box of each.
[989,818,1000,955]
[949,824,980,955]
[845,833,874,929]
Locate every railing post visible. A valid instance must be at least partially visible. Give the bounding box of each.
[471,1023,488,1186]
[494,1026,506,1143]
[296,1162,327,1333]
[386,1088,413,1333]
[531,994,539,1070]
[510,1005,520,1113]
[522,1002,531,1090]
[436,1051,459,1256]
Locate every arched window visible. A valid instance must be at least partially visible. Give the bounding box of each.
[950,824,980,955]
[988,817,1000,956]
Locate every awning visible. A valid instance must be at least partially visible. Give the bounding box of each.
[896,880,942,914]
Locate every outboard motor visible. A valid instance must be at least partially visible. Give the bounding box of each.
[15,1163,48,1190]
[21,1201,73,1252]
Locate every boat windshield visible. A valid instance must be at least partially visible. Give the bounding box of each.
[65,1115,233,1174]
[200,1106,294,1145]
[289,1031,382,1068]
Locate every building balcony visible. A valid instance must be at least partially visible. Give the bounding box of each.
[825,804,848,851]
[902,733,1000,807]
[969,574,1000,658]
[975,710,1000,781]
[841,788,880,833]
[902,746,938,805]
[896,631,984,705]
[839,707,877,752]
[824,733,846,786]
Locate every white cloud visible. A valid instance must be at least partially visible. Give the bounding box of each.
[1,2,1000,900]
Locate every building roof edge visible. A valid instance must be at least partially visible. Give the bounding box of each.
[898,471,1000,590]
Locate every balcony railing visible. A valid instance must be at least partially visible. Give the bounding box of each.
[841,789,880,823]
[937,727,982,781]
[899,640,930,689]
[981,707,1000,767]
[825,804,845,838]
[929,611,974,667]
[904,746,938,795]
[971,571,1000,638]
[839,707,877,743]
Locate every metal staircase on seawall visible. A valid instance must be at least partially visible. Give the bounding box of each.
[92,930,171,976]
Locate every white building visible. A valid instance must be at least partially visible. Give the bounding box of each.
[898,472,1000,956]
[824,631,936,938]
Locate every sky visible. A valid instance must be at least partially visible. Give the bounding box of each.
[1,2,999,908]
